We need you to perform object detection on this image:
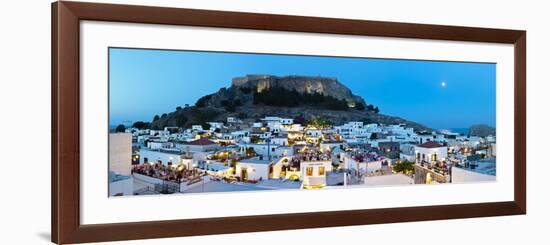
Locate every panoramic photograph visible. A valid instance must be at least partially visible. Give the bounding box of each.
[108,48,496,197]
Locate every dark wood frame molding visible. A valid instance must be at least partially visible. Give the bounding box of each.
[52,1,526,244]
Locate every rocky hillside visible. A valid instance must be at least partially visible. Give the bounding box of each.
[150,75,431,132]
[468,124,496,137]
[232,75,365,105]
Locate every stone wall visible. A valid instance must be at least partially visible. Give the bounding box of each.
[414,165,448,184]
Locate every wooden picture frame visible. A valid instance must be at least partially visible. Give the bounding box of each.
[51,1,526,244]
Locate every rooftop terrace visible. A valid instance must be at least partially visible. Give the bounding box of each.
[457,158,496,176]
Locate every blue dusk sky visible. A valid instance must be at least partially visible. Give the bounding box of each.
[109,48,496,130]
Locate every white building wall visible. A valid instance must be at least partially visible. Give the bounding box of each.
[400,153,415,162]
[176,143,220,152]
[139,149,184,165]
[235,162,270,181]
[240,144,278,157]
[414,146,448,163]
[191,125,203,131]
[320,142,343,152]
[147,141,174,150]
[271,157,290,179]
[343,156,382,174]
[273,147,293,157]
[271,137,289,146]
[299,161,333,181]
[109,133,132,175]
[280,118,293,124]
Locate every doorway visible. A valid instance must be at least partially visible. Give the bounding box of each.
[241,168,248,181]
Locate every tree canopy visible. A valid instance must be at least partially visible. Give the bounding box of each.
[293,114,306,125]
[365,104,379,113]
[220,99,239,112]
[355,102,365,111]
[307,117,334,129]
[132,121,150,129]
[174,114,188,128]
[188,108,217,129]
[115,124,126,133]
[195,94,213,107]
[393,160,415,174]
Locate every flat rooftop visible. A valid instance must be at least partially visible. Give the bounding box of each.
[183,181,267,193]
[455,158,496,176]
[200,163,231,171]
[108,171,130,183]
[467,158,496,176]
[364,174,413,186]
[183,179,301,194]
[140,148,184,155]
[238,158,273,165]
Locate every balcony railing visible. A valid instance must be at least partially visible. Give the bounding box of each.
[416,160,449,175]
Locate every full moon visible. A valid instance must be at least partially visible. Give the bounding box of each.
[441,81,447,87]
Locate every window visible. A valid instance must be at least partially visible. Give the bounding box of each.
[306,167,313,176]
[318,166,325,176]
[431,153,437,161]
